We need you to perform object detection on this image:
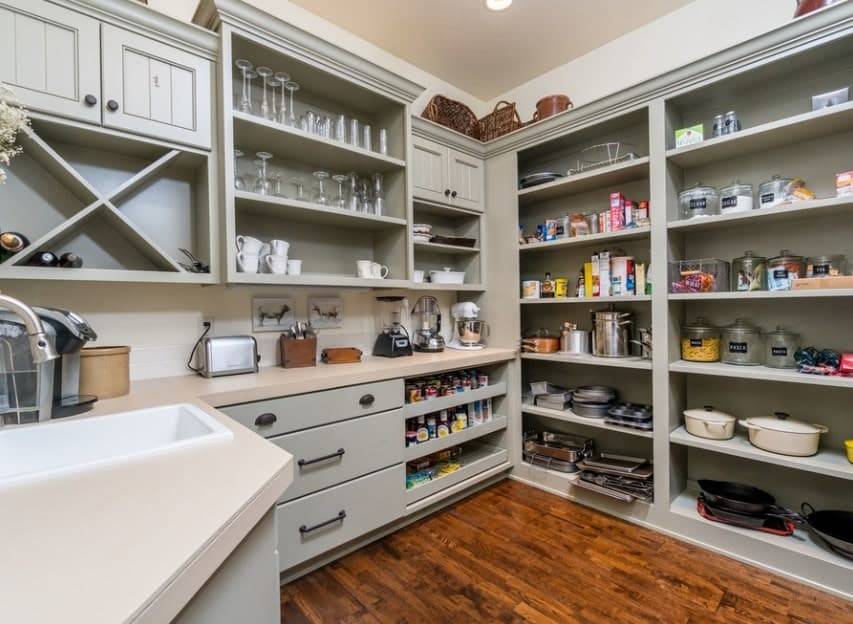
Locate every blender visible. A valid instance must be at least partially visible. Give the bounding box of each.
[372,296,413,358]
[410,296,445,352]
[448,301,489,350]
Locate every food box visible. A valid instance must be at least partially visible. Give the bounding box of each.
[792,275,853,290]
[675,124,704,147]
[836,171,853,196]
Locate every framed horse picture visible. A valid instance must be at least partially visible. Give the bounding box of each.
[308,297,344,329]
[252,297,296,332]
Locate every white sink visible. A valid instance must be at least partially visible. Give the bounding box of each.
[0,403,233,487]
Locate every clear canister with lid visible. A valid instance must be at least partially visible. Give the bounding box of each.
[681,318,720,362]
[679,184,719,220]
[767,249,804,291]
[765,326,800,369]
[805,254,847,278]
[732,251,767,291]
[758,175,792,209]
[721,318,764,366]
[719,181,754,214]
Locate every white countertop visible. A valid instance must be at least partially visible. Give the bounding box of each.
[0,348,516,624]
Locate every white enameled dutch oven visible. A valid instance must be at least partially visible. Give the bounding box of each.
[739,412,829,457]
[683,405,736,440]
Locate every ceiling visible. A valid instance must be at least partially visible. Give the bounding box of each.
[288,0,693,99]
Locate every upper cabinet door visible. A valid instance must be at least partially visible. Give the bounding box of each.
[101,25,211,149]
[0,0,101,124]
[412,136,450,204]
[448,149,484,212]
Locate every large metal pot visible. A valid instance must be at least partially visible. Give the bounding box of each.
[591,307,633,358]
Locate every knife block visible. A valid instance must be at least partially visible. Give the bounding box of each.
[279,335,317,368]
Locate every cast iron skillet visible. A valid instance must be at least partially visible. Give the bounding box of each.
[801,503,853,560]
[697,480,799,519]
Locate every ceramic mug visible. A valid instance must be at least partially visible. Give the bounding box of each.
[356,260,373,278]
[413,270,425,283]
[371,262,389,279]
[287,259,302,275]
[270,239,290,257]
[236,235,263,255]
[258,242,272,273]
[237,252,260,273]
[265,254,288,274]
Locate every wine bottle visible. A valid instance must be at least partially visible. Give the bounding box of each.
[59,252,83,268]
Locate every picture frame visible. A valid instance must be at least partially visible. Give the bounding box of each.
[308,297,344,329]
[252,297,296,332]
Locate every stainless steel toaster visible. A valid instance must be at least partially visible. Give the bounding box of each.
[198,335,260,377]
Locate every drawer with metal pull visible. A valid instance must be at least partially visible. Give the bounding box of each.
[218,378,403,438]
[275,464,404,571]
[270,408,404,502]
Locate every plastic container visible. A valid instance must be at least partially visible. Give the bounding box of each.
[681,318,721,362]
[719,181,754,214]
[765,326,800,369]
[767,250,804,291]
[79,346,131,399]
[721,319,764,366]
[805,254,847,278]
[678,184,719,220]
[731,251,767,291]
[758,175,792,209]
[669,258,730,293]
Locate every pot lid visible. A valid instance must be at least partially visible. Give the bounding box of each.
[767,325,799,338]
[684,405,735,424]
[683,317,718,334]
[724,318,761,334]
[744,412,828,435]
[769,249,803,263]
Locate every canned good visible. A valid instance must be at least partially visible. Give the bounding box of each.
[555,278,569,298]
[805,254,847,278]
[522,280,541,299]
[767,249,804,291]
[712,114,725,138]
[723,111,741,134]
[765,326,800,369]
[719,181,754,214]
[732,251,767,291]
[759,175,792,209]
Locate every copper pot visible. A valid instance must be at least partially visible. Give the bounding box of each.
[533,95,573,122]
[521,336,560,353]
[794,0,843,17]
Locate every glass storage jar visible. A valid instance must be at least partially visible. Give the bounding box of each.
[681,318,721,362]
[805,254,847,278]
[732,251,767,291]
[765,326,800,369]
[758,175,792,209]
[719,181,754,214]
[679,184,719,220]
[721,318,764,366]
[767,250,804,291]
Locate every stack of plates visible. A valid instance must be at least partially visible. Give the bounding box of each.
[413,223,432,243]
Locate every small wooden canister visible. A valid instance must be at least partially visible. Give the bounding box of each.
[79,346,131,399]
[279,336,317,368]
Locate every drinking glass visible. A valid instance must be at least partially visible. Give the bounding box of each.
[253,151,273,195]
[372,173,385,216]
[285,81,300,126]
[291,177,305,201]
[320,116,332,139]
[312,171,330,205]
[270,172,284,197]
[362,124,373,152]
[332,174,348,209]
[378,128,388,155]
[274,72,290,124]
[234,59,254,113]
[256,66,274,120]
[359,177,373,213]
[233,149,246,190]
[349,118,360,147]
[347,173,360,211]
[334,114,347,142]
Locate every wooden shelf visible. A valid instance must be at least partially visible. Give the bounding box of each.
[402,382,507,419]
[523,405,653,438]
[233,111,405,174]
[670,426,852,481]
[519,226,650,253]
[229,272,411,288]
[0,266,215,284]
[517,157,650,207]
[666,101,853,168]
[410,282,486,292]
[234,190,407,229]
[522,352,652,370]
[404,416,508,461]
[414,240,480,255]
[405,443,509,505]
[667,196,853,233]
[669,360,853,388]
[669,288,853,300]
[413,199,481,219]
[521,295,651,304]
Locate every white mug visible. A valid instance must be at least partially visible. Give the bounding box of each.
[237,252,260,273]
[413,270,425,283]
[258,243,272,273]
[265,254,288,274]
[236,235,263,255]
[270,239,290,257]
[287,259,302,275]
[356,260,373,278]
[371,262,389,279]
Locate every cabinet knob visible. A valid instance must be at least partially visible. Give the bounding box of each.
[106,99,120,112]
[254,412,277,427]
[444,189,451,197]
[84,94,98,106]
[451,190,458,198]
[359,394,375,407]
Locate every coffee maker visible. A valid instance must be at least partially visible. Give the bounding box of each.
[410,296,445,352]
[448,302,489,350]
[372,296,413,358]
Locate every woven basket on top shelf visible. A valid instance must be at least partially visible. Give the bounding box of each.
[478,100,523,142]
[421,95,480,140]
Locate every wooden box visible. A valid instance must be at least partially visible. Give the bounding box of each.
[279,336,317,368]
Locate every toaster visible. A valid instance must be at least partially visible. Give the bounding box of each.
[198,335,260,377]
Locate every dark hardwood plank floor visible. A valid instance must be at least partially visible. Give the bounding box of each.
[281,479,851,623]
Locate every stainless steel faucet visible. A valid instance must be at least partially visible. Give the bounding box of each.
[0,295,59,364]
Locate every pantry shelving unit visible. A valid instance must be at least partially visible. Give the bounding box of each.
[521,295,652,304]
[403,416,509,461]
[522,404,653,439]
[521,352,653,371]
[477,4,853,600]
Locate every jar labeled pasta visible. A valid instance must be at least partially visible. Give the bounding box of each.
[765,326,800,369]
[681,318,721,362]
[721,318,764,366]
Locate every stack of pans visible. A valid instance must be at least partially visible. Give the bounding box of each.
[522,431,594,473]
[571,385,617,418]
[575,454,654,502]
[606,403,653,432]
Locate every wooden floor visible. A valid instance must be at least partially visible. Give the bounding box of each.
[281,479,850,623]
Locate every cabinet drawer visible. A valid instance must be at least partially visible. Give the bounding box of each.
[271,409,404,502]
[220,378,403,438]
[276,464,404,571]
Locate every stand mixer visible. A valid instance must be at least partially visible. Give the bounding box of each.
[411,296,445,352]
[448,302,489,350]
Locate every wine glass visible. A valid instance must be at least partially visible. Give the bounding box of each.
[284,81,300,126]
[274,72,290,124]
[359,177,373,213]
[256,66,273,120]
[372,173,385,216]
[267,77,281,121]
[291,177,305,202]
[253,151,273,195]
[332,174,348,209]
[234,59,253,113]
[233,149,246,190]
[312,170,330,205]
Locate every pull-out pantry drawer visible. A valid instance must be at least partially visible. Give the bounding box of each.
[219,378,403,438]
[271,408,404,502]
[276,464,404,571]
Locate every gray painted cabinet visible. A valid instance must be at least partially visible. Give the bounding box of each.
[449,148,484,211]
[412,135,484,211]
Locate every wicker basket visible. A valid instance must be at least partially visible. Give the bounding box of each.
[421,95,480,140]
[478,100,522,142]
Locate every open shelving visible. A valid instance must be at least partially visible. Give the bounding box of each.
[405,442,508,506]
[523,404,653,439]
[402,381,508,418]
[519,225,650,253]
[521,295,651,305]
[667,196,853,232]
[668,289,853,300]
[404,416,508,461]
[521,352,652,371]
[670,360,853,389]
[517,157,650,207]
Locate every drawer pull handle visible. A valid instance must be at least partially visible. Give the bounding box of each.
[299,510,346,534]
[451,190,458,198]
[84,94,98,106]
[106,99,120,112]
[254,412,277,427]
[298,448,345,467]
[359,394,375,407]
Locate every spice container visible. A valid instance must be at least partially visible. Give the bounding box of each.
[765,326,800,369]
[758,175,792,209]
[678,184,719,220]
[721,319,764,366]
[681,318,721,362]
[732,251,767,291]
[805,254,847,278]
[767,250,804,291]
[719,181,754,214]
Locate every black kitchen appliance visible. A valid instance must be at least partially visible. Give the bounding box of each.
[372,296,413,358]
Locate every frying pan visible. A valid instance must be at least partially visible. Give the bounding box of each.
[697,480,799,519]
[801,503,853,560]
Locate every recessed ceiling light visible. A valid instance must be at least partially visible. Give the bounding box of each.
[486,0,512,11]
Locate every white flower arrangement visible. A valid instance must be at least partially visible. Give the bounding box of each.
[0,83,30,184]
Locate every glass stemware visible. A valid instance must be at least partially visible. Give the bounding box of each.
[347,173,360,211]
[274,72,290,124]
[253,151,273,195]
[291,177,305,202]
[284,81,300,126]
[233,149,246,190]
[359,178,373,214]
[312,170,330,205]
[332,174,348,209]
[235,59,253,113]
[372,173,385,216]
[256,66,274,120]
[267,77,281,121]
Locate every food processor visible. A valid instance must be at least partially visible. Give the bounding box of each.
[448,301,488,350]
[372,296,413,358]
[410,296,445,352]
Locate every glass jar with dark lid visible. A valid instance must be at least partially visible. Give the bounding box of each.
[721,318,764,366]
[681,318,720,362]
[765,326,800,369]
